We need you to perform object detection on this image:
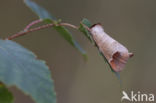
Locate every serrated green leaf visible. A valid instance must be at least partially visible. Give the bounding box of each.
[0,39,56,103]
[0,84,14,103]
[24,0,57,21]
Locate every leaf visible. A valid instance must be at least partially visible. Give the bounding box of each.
[24,0,57,21]
[24,0,87,58]
[0,84,14,103]
[53,26,87,59]
[81,18,92,28]
[0,39,56,103]
[79,19,94,44]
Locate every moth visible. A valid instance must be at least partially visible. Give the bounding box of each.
[90,24,133,72]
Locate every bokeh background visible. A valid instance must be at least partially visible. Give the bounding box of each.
[0,0,156,103]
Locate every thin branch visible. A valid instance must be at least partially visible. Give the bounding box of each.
[7,22,80,40]
[59,23,78,29]
[24,19,43,31]
[7,23,54,40]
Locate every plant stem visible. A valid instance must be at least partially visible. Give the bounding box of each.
[7,22,79,40]
[59,23,78,29]
[7,23,53,40]
[24,19,43,31]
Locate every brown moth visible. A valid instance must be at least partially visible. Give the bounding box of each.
[90,24,133,72]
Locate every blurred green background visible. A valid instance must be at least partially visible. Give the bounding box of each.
[0,0,156,103]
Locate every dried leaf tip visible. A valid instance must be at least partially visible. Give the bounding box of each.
[90,24,133,72]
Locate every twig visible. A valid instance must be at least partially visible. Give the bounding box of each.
[7,21,80,40]
[7,23,53,40]
[24,19,43,31]
[59,23,78,29]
